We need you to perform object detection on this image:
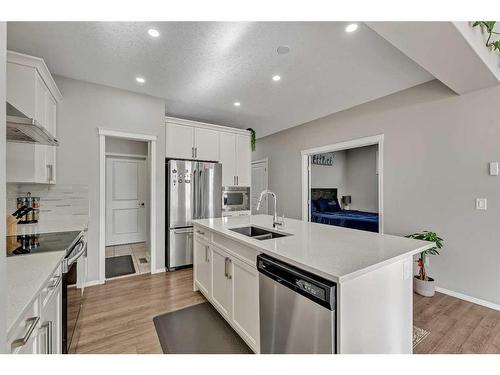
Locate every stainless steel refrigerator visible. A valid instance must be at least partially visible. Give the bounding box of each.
[166,160,222,270]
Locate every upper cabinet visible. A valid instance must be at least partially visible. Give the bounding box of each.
[165,118,251,187]
[6,51,62,184]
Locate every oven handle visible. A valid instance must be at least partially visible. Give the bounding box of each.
[63,237,87,273]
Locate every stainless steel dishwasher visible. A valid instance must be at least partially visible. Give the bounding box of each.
[257,254,337,354]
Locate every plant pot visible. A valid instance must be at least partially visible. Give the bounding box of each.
[413,275,435,297]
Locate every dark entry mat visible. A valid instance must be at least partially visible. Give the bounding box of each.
[105,255,136,279]
[153,302,253,354]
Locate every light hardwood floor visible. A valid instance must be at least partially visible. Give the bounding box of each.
[413,292,500,353]
[70,269,205,354]
[71,270,500,354]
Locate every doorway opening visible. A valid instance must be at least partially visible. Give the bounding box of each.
[251,158,269,214]
[98,129,158,284]
[301,135,384,233]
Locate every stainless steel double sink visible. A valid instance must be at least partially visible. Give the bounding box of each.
[229,226,291,241]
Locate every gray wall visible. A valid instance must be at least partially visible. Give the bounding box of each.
[54,76,166,284]
[311,151,347,198]
[253,80,500,305]
[345,145,378,212]
[0,22,7,353]
[106,137,148,156]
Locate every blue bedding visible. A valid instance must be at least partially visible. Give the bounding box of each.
[311,210,379,233]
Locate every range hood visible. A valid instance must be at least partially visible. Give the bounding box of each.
[6,102,59,146]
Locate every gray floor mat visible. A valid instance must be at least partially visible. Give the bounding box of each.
[153,302,253,354]
[105,255,136,278]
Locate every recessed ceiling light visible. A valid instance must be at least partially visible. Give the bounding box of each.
[148,29,160,38]
[277,46,290,55]
[272,75,281,81]
[136,77,146,84]
[233,102,241,107]
[345,23,358,33]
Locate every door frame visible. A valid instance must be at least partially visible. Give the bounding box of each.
[105,154,147,246]
[251,158,269,214]
[300,134,384,233]
[98,128,158,284]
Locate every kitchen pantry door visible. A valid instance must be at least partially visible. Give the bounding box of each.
[251,159,268,214]
[106,156,147,246]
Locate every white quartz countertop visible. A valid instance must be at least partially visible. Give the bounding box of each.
[11,217,88,236]
[193,215,434,283]
[7,251,66,333]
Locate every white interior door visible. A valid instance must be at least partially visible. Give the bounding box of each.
[251,160,268,214]
[106,157,147,246]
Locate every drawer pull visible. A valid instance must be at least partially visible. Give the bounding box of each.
[12,316,40,349]
[48,276,61,290]
[197,230,205,236]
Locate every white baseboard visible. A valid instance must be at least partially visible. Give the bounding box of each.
[435,286,500,311]
[85,279,104,288]
[151,267,166,274]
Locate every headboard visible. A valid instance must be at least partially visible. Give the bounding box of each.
[311,188,338,201]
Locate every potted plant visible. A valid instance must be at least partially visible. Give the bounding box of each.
[405,231,444,297]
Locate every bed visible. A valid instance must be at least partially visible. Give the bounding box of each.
[310,188,379,233]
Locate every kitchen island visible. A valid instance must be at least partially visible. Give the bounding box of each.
[192,214,433,354]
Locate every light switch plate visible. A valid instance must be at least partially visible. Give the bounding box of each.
[490,162,499,176]
[476,198,487,210]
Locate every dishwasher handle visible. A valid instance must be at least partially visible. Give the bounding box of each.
[257,254,336,311]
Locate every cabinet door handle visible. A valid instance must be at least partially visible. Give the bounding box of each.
[195,147,198,158]
[191,147,194,158]
[11,316,40,349]
[227,258,232,280]
[236,176,239,185]
[41,321,53,354]
[196,229,205,236]
[205,245,209,262]
[224,257,228,278]
[48,275,61,290]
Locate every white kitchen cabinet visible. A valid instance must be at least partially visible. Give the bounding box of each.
[6,51,62,184]
[8,296,40,354]
[165,117,251,186]
[195,127,219,161]
[231,256,260,350]
[219,132,251,187]
[220,132,237,186]
[39,266,62,354]
[236,134,251,186]
[193,237,212,297]
[193,226,260,352]
[165,122,220,161]
[165,122,195,159]
[211,245,233,320]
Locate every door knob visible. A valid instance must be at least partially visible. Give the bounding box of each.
[139,202,145,207]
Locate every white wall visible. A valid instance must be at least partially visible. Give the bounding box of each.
[253,80,500,306]
[0,21,7,353]
[106,137,148,156]
[311,150,347,198]
[54,76,166,283]
[345,145,378,212]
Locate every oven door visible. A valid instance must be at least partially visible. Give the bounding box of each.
[62,235,87,354]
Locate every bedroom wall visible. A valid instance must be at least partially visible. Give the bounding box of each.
[311,150,347,199]
[345,145,378,212]
[253,79,500,306]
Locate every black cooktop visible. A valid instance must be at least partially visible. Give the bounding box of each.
[7,231,82,257]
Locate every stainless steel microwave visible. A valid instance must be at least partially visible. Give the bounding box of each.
[222,186,250,212]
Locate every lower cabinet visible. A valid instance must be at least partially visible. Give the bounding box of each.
[8,263,62,354]
[193,237,212,296]
[193,229,260,353]
[231,257,259,350]
[211,246,233,319]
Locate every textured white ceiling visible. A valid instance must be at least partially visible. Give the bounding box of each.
[7,22,433,138]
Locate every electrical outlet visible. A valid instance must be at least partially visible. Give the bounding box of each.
[476,198,487,210]
[490,162,499,176]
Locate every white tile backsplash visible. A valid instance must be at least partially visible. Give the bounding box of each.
[7,184,89,221]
